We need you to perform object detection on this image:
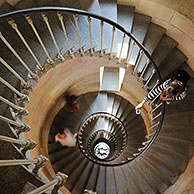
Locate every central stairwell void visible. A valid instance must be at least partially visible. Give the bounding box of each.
[0,1,193,194]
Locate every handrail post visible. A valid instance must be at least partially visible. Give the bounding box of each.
[0,155,48,172]
[73,14,84,57]
[0,77,29,103]
[27,172,68,194]
[8,18,43,71]
[100,20,104,57]
[109,26,116,60]
[0,135,36,153]
[133,50,143,75]
[88,16,94,56]
[138,59,150,81]
[24,14,55,67]
[57,12,74,59]
[143,69,156,90]
[0,31,39,82]
[0,95,28,116]
[0,115,30,134]
[126,41,135,67]
[84,189,97,194]
[117,33,126,64]
[32,155,48,174]
[41,12,64,62]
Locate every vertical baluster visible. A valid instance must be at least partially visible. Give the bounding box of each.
[84,189,97,194]
[0,135,36,153]
[27,172,68,194]
[0,57,28,87]
[0,77,29,102]
[0,114,30,132]
[24,14,54,66]
[8,19,43,71]
[41,12,64,61]
[57,12,74,59]
[149,102,162,114]
[0,155,48,173]
[148,121,160,131]
[0,95,28,116]
[133,49,143,75]
[88,16,94,56]
[73,14,84,57]
[0,32,38,82]
[100,20,104,57]
[143,69,156,90]
[150,112,162,122]
[109,26,116,60]
[118,33,126,64]
[149,93,160,106]
[126,41,135,67]
[138,59,150,81]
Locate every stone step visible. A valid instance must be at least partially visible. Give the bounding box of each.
[117,5,135,59]
[127,13,151,66]
[144,151,181,184]
[99,0,117,53]
[85,164,100,191]
[137,157,170,193]
[143,35,177,81]
[137,23,166,73]
[106,167,117,194]
[79,0,101,51]
[66,157,89,192]
[71,162,94,194]
[95,165,106,194]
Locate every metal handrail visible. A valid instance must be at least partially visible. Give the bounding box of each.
[0,7,165,166]
[0,7,162,80]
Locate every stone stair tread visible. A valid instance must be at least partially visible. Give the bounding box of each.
[115,98,128,118]
[159,125,193,142]
[133,161,159,194]
[137,23,166,73]
[49,146,77,162]
[106,167,117,194]
[85,164,99,191]
[79,0,101,50]
[61,152,85,176]
[123,165,144,194]
[117,5,135,59]
[128,13,151,65]
[148,48,188,88]
[112,95,122,115]
[137,158,170,193]
[144,151,181,184]
[99,0,117,53]
[150,144,188,172]
[143,35,177,81]
[156,136,193,158]
[113,167,128,194]
[66,157,89,192]
[106,93,115,113]
[52,148,80,172]
[95,165,106,194]
[71,162,94,194]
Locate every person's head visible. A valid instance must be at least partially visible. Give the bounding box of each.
[161,80,183,99]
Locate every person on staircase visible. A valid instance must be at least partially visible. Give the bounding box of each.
[65,94,79,113]
[55,128,80,147]
[135,70,190,111]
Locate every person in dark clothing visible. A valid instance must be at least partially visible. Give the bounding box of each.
[135,70,190,110]
[65,95,79,113]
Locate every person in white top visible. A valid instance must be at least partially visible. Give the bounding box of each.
[55,128,80,147]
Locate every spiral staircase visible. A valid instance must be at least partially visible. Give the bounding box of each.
[0,0,193,194]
